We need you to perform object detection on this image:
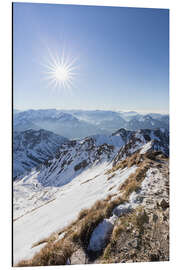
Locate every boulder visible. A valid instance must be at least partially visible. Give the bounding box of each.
[160,199,169,210]
[70,248,86,265]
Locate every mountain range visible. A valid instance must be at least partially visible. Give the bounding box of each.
[27,128,169,187]
[13,109,169,139]
[13,126,169,184]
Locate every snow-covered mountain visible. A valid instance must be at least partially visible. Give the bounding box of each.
[113,128,169,164]
[13,127,169,265]
[13,109,169,139]
[13,110,104,139]
[125,114,169,130]
[62,110,169,132]
[14,128,169,187]
[13,109,21,115]
[13,129,68,180]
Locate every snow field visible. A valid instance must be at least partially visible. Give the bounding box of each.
[13,162,136,265]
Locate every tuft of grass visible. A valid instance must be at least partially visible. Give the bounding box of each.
[105,159,128,174]
[107,173,116,181]
[108,185,116,191]
[103,243,112,260]
[112,223,125,240]
[104,197,126,218]
[78,208,89,220]
[119,160,151,200]
[17,239,74,266]
[136,209,149,232]
[71,200,107,248]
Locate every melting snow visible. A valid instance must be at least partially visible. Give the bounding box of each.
[88,218,115,251]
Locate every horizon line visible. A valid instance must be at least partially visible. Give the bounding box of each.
[14,107,169,115]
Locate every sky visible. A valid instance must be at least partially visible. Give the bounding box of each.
[13,3,169,114]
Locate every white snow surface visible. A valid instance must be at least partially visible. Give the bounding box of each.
[140,141,153,154]
[88,217,115,251]
[13,171,59,220]
[13,162,136,265]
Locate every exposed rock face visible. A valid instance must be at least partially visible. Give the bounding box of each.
[74,160,89,171]
[160,199,169,210]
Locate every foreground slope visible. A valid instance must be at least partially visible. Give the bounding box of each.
[13,162,137,264]
[13,128,169,265]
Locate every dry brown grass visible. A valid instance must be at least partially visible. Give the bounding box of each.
[105,159,128,174]
[111,223,125,240]
[78,208,89,220]
[108,185,116,191]
[31,232,60,248]
[17,238,74,266]
[104,197,126,218]
[119,159,151,200]
[107,173,116,181]
[106,152,144,175]
[105,149,158,176]
[71,199,110,247]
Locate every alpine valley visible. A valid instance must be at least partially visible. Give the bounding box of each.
[13,109,169,266]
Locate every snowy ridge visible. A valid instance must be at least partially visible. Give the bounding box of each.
[28,128,168,188]
[34,132,128,187]
[113,128,169,164]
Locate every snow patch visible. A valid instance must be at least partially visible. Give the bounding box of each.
[88,218,114,251]
[140,141,152,154]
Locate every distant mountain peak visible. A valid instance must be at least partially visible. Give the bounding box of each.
[13,129,68,180]
[13,109,169,139]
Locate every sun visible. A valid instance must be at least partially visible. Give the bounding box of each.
[42,48,78,89]
[54,66,69,82]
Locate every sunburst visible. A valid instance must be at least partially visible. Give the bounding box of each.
[42,48,78,89]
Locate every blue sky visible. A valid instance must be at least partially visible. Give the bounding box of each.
[13,3,169,113]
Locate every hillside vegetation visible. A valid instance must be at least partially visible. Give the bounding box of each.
[17,151,169,266]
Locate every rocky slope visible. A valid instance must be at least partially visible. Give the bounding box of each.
[33,128,169,187]
[13,129,68,180]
